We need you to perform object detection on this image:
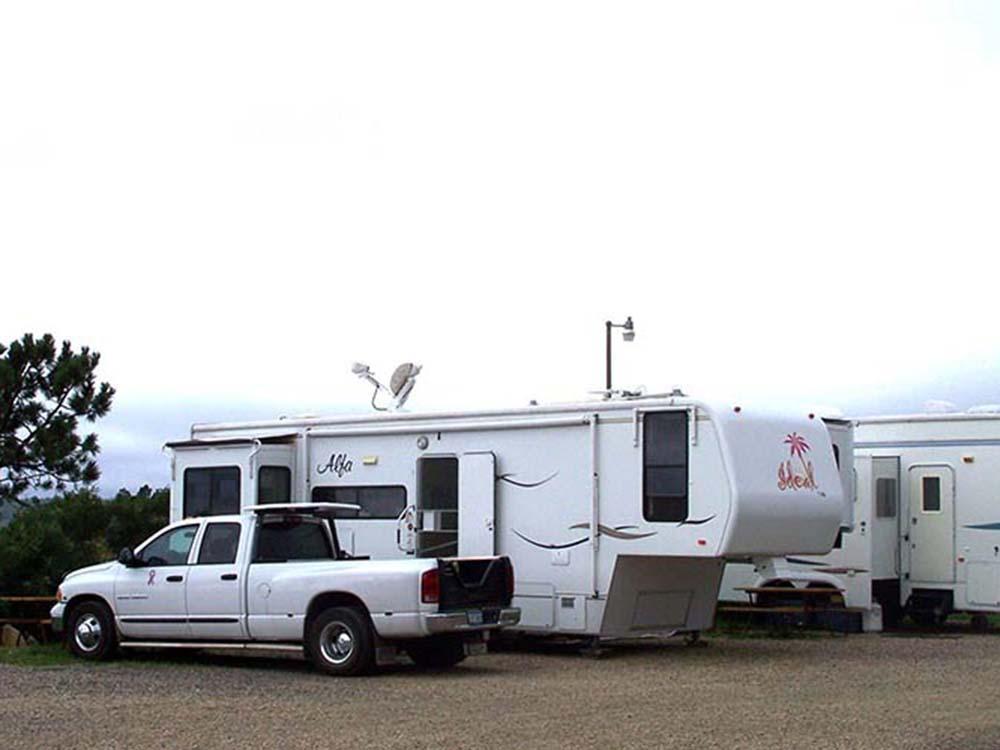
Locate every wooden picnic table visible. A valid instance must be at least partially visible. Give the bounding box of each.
[0,596,58,644]
[0,596,57,603]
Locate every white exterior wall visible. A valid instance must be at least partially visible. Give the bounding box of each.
[170,397,844,637]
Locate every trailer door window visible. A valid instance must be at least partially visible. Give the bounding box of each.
[184,466,241,517]
[311,485,407,518]
[922,476,942,513]
[643,411,689,522]
[875,478,897,518]
[258,466,291,504]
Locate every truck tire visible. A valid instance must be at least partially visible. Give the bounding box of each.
[406,636,467,670]
[307,607,374,677]
[66,601,118,661]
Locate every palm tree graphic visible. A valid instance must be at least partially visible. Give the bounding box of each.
[784,432,811,475]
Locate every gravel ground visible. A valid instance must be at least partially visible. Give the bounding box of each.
[2,634,1000,750]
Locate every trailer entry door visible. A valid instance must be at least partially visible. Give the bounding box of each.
[458,452,496,557]
[907,465,955,584]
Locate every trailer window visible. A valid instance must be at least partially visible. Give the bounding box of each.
[184,466,241,517]
[875,478,897,518]
[258,466,291,504]
[643,411,688,522]
[922,476,942,513]
[197,522,241,565]
[311,485,407,519]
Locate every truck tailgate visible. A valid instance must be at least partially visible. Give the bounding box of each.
[437,557,513,611]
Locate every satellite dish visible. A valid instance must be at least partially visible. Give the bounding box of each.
[389,362,421,408]
[350,361,421,411]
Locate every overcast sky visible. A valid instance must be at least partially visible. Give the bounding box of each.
[3,2,1000,493]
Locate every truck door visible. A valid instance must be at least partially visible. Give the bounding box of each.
[186,521,245,639]
[114,523,199,639]
[458,452,496,557]
[907,465,956,584]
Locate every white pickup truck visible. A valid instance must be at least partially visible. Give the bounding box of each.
[51,503,519,675]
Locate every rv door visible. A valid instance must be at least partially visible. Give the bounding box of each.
[907,465,956,584]
[458,452,496,557]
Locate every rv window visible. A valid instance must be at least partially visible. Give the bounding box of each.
[643,411,689,522]
[184,466,241,517]
[311,485,408,519]
[875,478,897,518]
[253,519,335,562]
[922,476,942,513]
[258,466,291,504]
[197,522,241,565]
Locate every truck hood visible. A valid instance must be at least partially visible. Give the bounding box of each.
[64,561,116,581]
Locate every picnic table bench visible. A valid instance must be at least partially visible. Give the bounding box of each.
[0,596,57,644]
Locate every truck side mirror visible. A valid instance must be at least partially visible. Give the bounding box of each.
[118,547,137,567]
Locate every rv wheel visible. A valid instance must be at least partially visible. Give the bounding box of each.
[406,636,467,670]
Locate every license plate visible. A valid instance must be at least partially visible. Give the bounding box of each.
[466,610,484,625]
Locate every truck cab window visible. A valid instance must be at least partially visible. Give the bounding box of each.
[198,522,242,565]
[643,411,689,522]
[138,525,199,566]
[184,466,241,517]
[254,519,335,562]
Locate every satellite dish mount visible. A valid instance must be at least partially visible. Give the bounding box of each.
[351,362,422,411]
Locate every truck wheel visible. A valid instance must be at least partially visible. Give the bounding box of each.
[66,601,117,661]
[406,636,467,670]
[307,607,374,677]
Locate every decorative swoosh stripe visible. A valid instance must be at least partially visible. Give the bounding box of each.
[514,522,658,549]
[964,522,1000,530]
[569,523,657,540]
[512,529,589,549]
[497,472,558,489]
[677,515,716,527]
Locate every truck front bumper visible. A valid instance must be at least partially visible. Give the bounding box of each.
[50,602,66,634]
[425,607,520,634]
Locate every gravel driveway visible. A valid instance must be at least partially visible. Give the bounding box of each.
[2,634,999,750]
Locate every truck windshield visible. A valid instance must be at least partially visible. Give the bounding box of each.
[253,518,336,562]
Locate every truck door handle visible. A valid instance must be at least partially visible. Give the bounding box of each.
[166,575,183,583]
[221,573,238,581]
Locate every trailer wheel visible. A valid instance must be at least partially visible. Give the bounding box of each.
[971,614,990,633]
[405,636,467,670]
[307,606,374,676]
[66,601,118,661]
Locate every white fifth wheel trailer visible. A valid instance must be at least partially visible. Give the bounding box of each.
[165,396,846,640]
[721,410,1000,630]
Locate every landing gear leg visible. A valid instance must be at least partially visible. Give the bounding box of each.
[581,637,606,658]
[685,631,706,647]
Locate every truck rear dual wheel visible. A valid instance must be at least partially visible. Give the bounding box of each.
[307,606,375,677]
[406,636,467,670]
[66,601,118,661]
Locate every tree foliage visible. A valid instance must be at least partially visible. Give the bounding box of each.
[0,333,115,506]
[0,487,169,595]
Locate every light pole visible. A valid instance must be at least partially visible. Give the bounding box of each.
[605,316,635,395]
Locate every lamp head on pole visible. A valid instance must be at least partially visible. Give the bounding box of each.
[621,316,635,342]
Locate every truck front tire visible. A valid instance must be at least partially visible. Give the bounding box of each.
[66,601,118,661]
[307,606,374,677]
[406,636,467,670]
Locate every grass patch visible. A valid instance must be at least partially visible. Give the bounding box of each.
[0,643,74,667]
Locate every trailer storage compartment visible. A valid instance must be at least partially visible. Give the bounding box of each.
[437,557,514,612]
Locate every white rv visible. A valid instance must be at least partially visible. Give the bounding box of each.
[165,396,846,640]
[721,410,1000,630]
